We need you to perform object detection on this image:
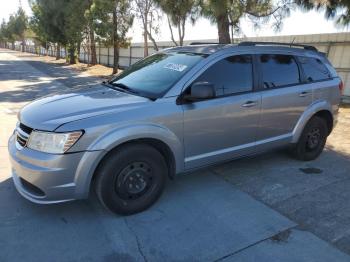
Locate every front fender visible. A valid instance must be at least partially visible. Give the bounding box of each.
[89,123,183,171]
[73,124,184,198]
[291,100,332,143]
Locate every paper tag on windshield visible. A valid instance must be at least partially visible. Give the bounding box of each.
[164,63,188,72]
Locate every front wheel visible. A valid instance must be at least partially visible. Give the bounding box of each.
[291,116,328,161]
[95,144,167,215]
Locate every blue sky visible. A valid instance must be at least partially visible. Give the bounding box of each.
[1,0,349,43]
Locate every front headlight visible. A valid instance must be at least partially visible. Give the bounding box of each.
[27,131,83,154]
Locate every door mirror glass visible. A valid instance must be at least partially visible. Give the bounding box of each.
[185,82,215,101]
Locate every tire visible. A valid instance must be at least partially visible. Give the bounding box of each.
[95,143,167,215]
[291,116,328,161]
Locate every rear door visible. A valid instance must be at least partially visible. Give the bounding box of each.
[182,54,261,169]
[256,53,313,149]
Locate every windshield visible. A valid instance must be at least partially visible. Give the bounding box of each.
[109,52,207,99]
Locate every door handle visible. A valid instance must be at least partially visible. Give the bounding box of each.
[242,101,258,108]
[299,91,310,97]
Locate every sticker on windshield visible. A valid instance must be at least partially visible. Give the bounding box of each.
[164,63,188,72]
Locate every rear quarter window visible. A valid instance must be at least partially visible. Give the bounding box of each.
[298,56,332,82]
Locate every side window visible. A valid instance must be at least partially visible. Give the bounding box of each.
[298,56,331,82]
[260,54,300,88]
[194,55,253,96]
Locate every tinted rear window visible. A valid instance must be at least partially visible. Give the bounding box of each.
[298,56,331,82]
[260,54,300,88]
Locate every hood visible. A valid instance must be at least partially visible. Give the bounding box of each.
[19,84,150,131]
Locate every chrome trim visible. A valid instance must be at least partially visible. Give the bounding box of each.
[16,127,30,138]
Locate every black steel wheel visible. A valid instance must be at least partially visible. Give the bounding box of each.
[95,143,167,215]
[291,116,328,161]
[115,161,153,200]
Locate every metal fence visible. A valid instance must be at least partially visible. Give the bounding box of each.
[9,32,350,99]
[18,44,172,69]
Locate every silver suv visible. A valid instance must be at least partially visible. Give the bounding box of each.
[8,42,342,215]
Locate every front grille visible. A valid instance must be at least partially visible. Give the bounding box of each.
[16,123,32,147]
[19,123,33,134]
[16,134,27,147]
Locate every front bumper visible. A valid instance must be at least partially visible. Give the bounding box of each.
[8,134,102,204]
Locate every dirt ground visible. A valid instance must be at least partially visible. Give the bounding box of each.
[328,107,350,156]
[15,52,116,79]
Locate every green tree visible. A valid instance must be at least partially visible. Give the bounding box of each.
[85,0,98,65]
[30,0,88,64]
[30,0,68,58]
[200,0,292,44]
[13,7,28,52]
[155,0,198,46]
[295,0,350,25]
[0,20,10,47]
[93,0,134,74]
[134,0,161,56]
[63,0,89,64]
[0,7,28,51]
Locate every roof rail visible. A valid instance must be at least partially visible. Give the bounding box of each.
[189,42,219,45]
[238,41,318,52]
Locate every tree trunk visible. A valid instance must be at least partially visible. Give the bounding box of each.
[167,16,178,46]
[178,24,182,46]
[143,30,149,57]
[179,19,185,46]
[112,7,119,74]
[77,41,81,59]
[143,11,149,57]
[56,43,61,60]
[147,31,159,51]
[68,43,77,64]
[113,41,119,74]
[21,37,25,52]
[49,44,53,56]
[90,28,97,65]
[217,13,231,44]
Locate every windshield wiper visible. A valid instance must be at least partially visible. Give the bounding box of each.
[108,82,144,96]
[102,81,134,93]
[102,81,156,101]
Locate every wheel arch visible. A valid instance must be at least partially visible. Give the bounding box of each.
[92,138,177,182]
[292,100,334,143]
[314,110,333,135]
[74,125,184,198]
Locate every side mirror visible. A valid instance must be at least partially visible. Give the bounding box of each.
[184,82,215,102]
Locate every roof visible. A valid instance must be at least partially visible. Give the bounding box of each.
[163,42,322,57]
[163,44,228,55]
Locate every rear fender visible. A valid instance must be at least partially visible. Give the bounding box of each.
[292,100,332,143]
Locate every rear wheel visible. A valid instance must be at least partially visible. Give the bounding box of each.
[95,143,167,215]
[291,116,328,161]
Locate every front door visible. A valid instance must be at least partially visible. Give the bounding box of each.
[182,54,261,169]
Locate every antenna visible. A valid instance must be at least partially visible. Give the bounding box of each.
[290,37,296,48]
